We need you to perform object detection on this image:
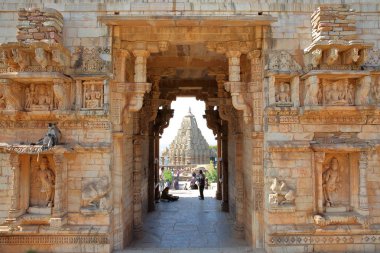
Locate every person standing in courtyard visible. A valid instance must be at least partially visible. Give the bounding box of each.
[197,170,205,200]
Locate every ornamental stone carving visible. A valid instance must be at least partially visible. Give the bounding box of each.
[275,81,291,105]
[323,79,355,106]
[266,51,302,73]
[83,80,103,109]
[322,157,341,207]
[269,178,295,206]
[304,76,321,106]
[81,176,110,211]
[25,84,53,111]
[355,76,371,105]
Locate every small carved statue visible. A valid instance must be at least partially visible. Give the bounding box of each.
[37,157,55,207]
[275,82,291,103]
[355,76,371,105]
[12,48,30,71]
[304,76,320,106]
[35,48,49,70]
[82,176,110,210]
[322,157,341,207]
[269,178,295,205]
[85,83,102,108]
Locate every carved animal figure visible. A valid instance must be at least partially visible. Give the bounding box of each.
[35,48,49,70]
[269,178,295,205]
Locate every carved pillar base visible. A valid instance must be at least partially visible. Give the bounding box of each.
[215,188,222,200]
[133,224,144,239]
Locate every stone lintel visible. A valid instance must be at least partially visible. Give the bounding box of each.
[98,15,276,27]
[0,72,72,83]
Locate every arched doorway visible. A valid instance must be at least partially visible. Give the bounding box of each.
[102,16,274,250]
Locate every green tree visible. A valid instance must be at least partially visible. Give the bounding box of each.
[163,169,173,184]
[206,160,218,183]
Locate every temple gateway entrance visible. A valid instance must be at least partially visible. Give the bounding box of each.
[102,16,274,250]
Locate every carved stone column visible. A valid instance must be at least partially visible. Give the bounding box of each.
[133,50,150,83]
[358,151,369,215]
[221,124,229,212]
[50,153,67,228]
[133,135,143,237]
[148,124,155,212]
[314,152,325,213]
[216,134,222,200]
[7,154,21,222]
[75,79,82,110]
[234,132,244,237]
[252,131,264,247]
[247,50,263,131]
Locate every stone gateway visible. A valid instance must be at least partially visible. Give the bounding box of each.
[0,1,380,253]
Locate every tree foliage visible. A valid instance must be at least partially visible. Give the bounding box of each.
[206,160,218,183]
[163,169,173,183]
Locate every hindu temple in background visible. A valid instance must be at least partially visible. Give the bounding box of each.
[162,108,215,167]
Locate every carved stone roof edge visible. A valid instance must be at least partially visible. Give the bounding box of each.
[71,74,110,81]
[0,72,73,82]
[310,141,372,152]
[265,70,302,78]
[0,41,70,55]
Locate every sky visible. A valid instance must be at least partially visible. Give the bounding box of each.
[160,97,217,153]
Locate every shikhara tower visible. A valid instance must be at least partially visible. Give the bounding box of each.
[163,108,212,166]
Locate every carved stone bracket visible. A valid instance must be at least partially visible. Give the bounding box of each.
[224,81,252,123]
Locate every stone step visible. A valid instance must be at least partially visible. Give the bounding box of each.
[116,247,265,253]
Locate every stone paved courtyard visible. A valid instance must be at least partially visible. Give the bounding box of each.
[119,189,262,253]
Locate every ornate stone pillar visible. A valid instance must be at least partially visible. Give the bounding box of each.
[154,134,160,202]
[52,153,65,218]
[252,132,264,247]
[234,132,244,237]
[7,154,21,222]
[247,50,263,131]
[221,124,229,212]
[133,50,150,83]
[75,79,82,110]
[216,134,222,200]
[226,50,241,82]
[358,151,369,215]
[314,152,325,213]
[148,124,155,212]
[133,135,143,237]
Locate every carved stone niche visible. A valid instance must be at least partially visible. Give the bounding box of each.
[303,75,371,107]
[24,83,54,111]
[82,80,104,109]
[314,152,369,228]
[268,75,299,107]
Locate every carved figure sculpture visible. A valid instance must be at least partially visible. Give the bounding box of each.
[37,157,55,207]
[355,76,371,105]
[35,48,49,70]
[269,178,295,205]
[53,82,66,110]
[311,48,322,67]
[304,76,320,105]
[326,48,339,65]
[85,83,102,108]
[275,82,291,103]
[82,176,110,210]
[11,48,29,71]
[26,84,53,111]
[0,91,5,109]
[322,157,340,207]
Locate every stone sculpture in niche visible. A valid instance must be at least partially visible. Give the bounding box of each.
[304,76,321,106]
[355,76,371,105]
[82,176,110,210]
[84,82,102,109]
[275,82,291,104]
[323,79,354,106]
[25,84,53,111]
[269,178,295,205]
[322,157,341,207]
[36,157,55,207]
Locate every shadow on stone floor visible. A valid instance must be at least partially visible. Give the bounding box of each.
[117,189,263,253]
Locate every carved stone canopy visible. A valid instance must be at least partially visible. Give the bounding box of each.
[265,50,302,74]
